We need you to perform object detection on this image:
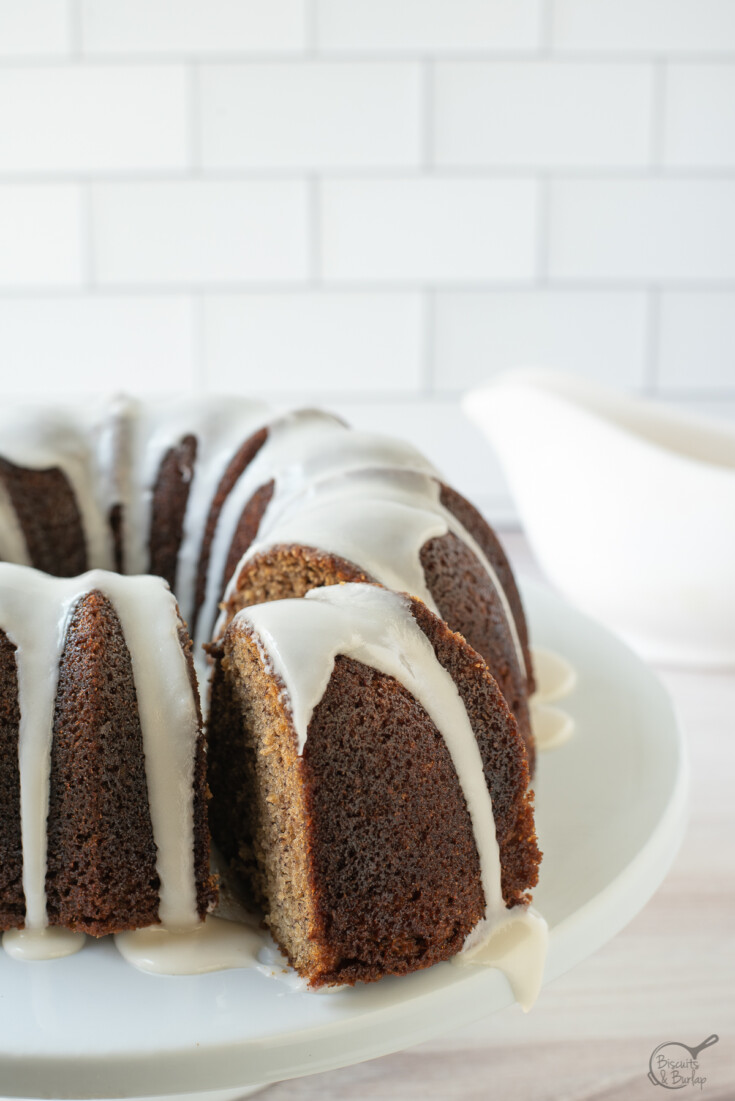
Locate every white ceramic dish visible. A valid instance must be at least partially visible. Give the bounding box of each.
[0,582,688,1101]
[464,369,735,667]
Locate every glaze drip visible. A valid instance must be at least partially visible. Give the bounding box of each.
[222,466,530,684]
[529,647,577,751]
[236,583,548,1001]
[0,564,201,950]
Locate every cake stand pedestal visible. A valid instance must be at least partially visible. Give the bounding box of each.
[0,584,687,1101]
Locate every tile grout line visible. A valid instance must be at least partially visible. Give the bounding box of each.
[68,0,83,58]
[3,168,735,184]
[2,280,735,298]
[304,0,318,55]
[8,50,735,65]
[540,0,555,54]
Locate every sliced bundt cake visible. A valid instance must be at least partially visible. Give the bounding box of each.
[208,583,541,990]
[0,398,535,768]
[0,565,216,951]
[217,466,535,770]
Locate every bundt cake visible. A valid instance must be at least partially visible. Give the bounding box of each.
[0,396,545,997]
[208,584,544,994]
[0,564,215,955]
[215,463,535,770]
[0,399,533,767]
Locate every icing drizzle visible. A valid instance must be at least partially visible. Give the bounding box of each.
[0,398,549,1005]
[236,584,548,1007]
[0,397,530,693]
[195,410,438,654]
[0,564,201,955]
[529,647,577,751]
[221,466,530,685]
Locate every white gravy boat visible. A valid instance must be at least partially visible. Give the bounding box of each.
[463,369,735,667]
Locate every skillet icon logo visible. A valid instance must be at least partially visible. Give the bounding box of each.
[648,1035,719,1090]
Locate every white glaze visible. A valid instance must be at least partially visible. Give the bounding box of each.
[531,704,575,751]
[223,467,529,683]
[529,646,577,751]
[2,927,86,961]
[119,397,268,625]
[115,917,263,975]
[0,396,268,629]
[242,485,448,612]
[0,564,200,944]
[235,583,547,998]
[531,647,577,703]
[0,398,543,998]
[194,411,437,654]
[0,402,115,572]
[452,906,548,1012]
[0,397,528,689]
[115,916,345,992]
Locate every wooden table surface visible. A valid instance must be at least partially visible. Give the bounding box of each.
[261,533,735,1101]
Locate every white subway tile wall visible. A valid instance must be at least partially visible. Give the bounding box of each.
[200,64,423,170]
[0,0,733,521]
[320,178,538,281]
[0,0,70,57]
[0,184,83,287]
[0,66,189,173]
[91,180,310,284]
[203,292,424,393]
[433,62,654,168]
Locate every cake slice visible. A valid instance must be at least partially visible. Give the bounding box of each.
[0,565,216,946]
[208,583,541,988]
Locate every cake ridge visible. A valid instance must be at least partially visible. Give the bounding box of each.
[0,563,207,940]
[0,395,543,995]
[210,582,544,991]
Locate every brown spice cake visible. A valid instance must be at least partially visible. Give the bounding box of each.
[0,399,539,973]
[0,567,216,939]
[0,629,23,930]
[219,500,537,773]
[148,433,198,593]
[208,585,540,988]
[0,459,87,577]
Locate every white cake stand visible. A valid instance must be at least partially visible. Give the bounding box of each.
[0,582,688,1101]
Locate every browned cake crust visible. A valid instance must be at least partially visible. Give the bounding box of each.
[438,482,535,694]
[419,532,535,773]
[41,590,215,935]
[207,595,540,988]
[192,426,269,637]
[109,502,125,574]
[408,598,539,906]
[178,622,219,919]
[0,460,87,576]
[222,535,535,771]
[223,543,370,618]
[45,590,161,934]
[0,630,24,929]
[148,434,198,593]
[220,479,274,612]
[195,478,276,646]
